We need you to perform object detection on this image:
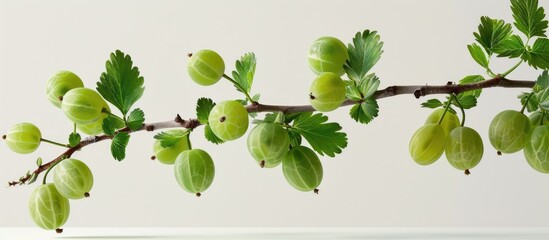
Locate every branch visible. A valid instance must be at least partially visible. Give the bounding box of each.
[8,77,535,186]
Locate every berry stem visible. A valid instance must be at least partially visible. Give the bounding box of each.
[40,138,69,148]
[41,156,67,185]
[451,94,466,127]
[541,111,546,126]
[222,73,255,104]
[520,92,534,114]
[438,95,453,125]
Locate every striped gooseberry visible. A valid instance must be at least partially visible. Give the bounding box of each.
[4,122,41,154]
[524,125,549,173]
[309,72,346,112]
[488,110,531,154]
[445,127,484,174]
[282,146,323,192]
[52,159,94,199]
[424,108,460,136]
[153,130,191,164]
[61,88,106,125]
[76,99,110,135]
[208,100,249,141]
[28,183,70,231]
[46,70,84,108]
[187,49,225,86]
[247,123,290,168]
[174,149,215,196]
[308,36,348,76]
[409,123,447,165]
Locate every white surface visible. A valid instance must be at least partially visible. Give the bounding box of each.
[1,0,549,228]
[2,228,549,240]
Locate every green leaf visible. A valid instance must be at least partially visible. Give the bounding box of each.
[519,92,539,112]
[196,98,216,125]
[154,130,189,148]
[126,108,145,131]
[511,0,548,38]
[111,132,130,161]
[421,99,443,108]
[36,157,42,167]
[27,173,38,185]
[458,75,485,98]
[102,115,118,136]
[68,132,81,147]
[291,112,347,157]
[349,99,379,124]
[248,94,261,118]
[97,50,145,116]
[523,38,549,69]
[474,16,513,55]
[287,130,302,148]
[493,35,526,58]
[344,80,362,101]
[467,43,490,68]
[344,30,384,81]
[454,95,477,109]
[537,88,549,110]
[204,124,225,145]
[231,53,256,94]
[359,74,380,99]
[536,70,549,90]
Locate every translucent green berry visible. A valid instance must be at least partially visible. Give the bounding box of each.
[247,123,290,168]
[53,159,94,199]
[4,122,41,154]
[208,100,249,141]
[425,109,460,136]
[282,146,323,192]
[187,49,225,86]
[46,70,84,108]
[61,88,106,125]
[28,183,70,231]
[153,130,192,164]
[309,72,346,112]
[489,110,531,154]
[174,149,215,196]
[308,36,349,76]
[445,127,484,173]
[76,99,110,135]
[524,125,549,173]
[409,123,447,165]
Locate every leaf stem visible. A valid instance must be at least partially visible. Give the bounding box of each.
[102,108,125,123]
[451,94,466,127]
[40,138,69,148]
[520,92,534,114]
[438,96,453,125]
[222,74,255,103]
[501,60,524,78]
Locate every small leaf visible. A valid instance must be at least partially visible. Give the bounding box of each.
[511,0,548,38]
[204,124,225,145]
[102,116,118,136]
[467,43,490,68]
[344,80,362,101]
[421,99,443,108]
[126,108,145,131]
[349,100,379,124]
[344,30,384,81]
[36,157,42,167]
[27,173,38,185]
[536,70,549,90]
[359,74,380,99]
[454,95,477,109]
[287,130,302,148]
[68,132,81,147]
[474,16,513,55]
[523,38,549,70]
[231,53,256,94]
[196,98,216,125]
[458,75,485,98]
[493,35,526,58]
[111,132,130,161]
[154,130,189,148]
[291,112,348,157]
[538,89,549,110]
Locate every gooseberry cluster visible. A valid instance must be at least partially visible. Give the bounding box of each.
[3,0,549,233]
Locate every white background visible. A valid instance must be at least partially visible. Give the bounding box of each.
[1,0,548,228]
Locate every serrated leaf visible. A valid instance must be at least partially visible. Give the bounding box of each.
[538,89,549,110]
[36,157,42,167]
[344,80,362,101]
[344,30,384,81]
[126,108,145,131]
[349,99,379,124]
[204,124,225,144]
[493,35,526,58]
[359,74,380,99]
[196,98,216,124]
[523,38,549,69]
[68,132,81,147]
[421,99,443,108]
[287,129,302,148]
[519,92,539,112]
[458,75,485,98]
[154,130,189,148]
[511,0,548,38]
[536,70,549,90]
[454,95,477,109]
[468,43,490,68]
[111,132,130,161]
[102,115,118,136]
[96,50,145,116]
[474,16,513,55]
[290,112,347,157]
[231,53,256,94]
